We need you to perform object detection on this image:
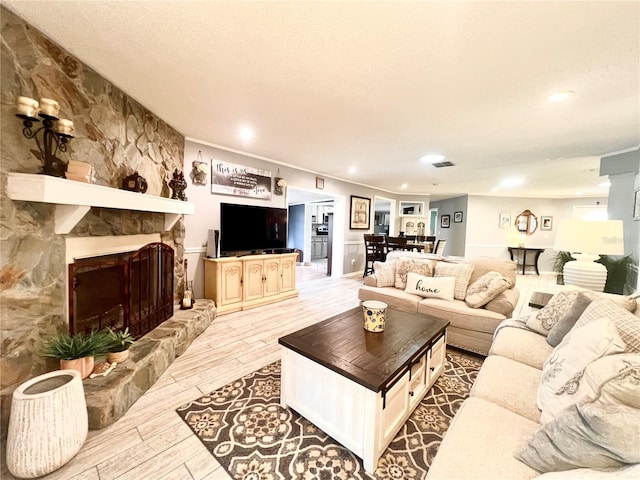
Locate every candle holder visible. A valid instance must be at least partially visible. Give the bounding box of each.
[15,97,74,177]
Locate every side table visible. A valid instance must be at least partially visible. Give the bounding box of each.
[528,291,554,309]
[508,247,544,275]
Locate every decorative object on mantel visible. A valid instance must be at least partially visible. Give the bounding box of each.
[190,150,208,186]
[6,369,88,478]
[15,95,74,177]
[274,168,287,195]
[122,171,148,193]
[170,169,188,201]
[181,258,194,310]
[66,159,95,183]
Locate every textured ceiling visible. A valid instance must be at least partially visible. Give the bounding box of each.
[4,1,639,200]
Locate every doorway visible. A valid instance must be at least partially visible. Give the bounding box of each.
[287,187,345,278]
[374,196,396,236]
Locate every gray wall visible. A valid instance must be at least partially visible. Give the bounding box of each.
[601,149,640,291]
[288,204,305,253]
[430,195,468,256]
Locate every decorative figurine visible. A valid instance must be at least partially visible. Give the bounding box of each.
[122,171,148,193]
[169,169,188,201]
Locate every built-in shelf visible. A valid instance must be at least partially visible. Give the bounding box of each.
[6,173,195,234]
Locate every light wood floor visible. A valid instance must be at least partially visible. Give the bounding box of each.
[11,269,560,480]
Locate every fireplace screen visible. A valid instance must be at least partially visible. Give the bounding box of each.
[69,242,174,337]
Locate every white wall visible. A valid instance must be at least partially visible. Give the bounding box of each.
[182,139,421,297]
[465,195,609,272]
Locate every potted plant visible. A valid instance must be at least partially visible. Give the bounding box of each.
[41,330,110,379]
[105,327,135,363]
[551,251,575,285]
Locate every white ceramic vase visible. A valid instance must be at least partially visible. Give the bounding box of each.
[6,369,88,478]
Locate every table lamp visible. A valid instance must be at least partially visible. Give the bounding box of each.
[553,219,624,291]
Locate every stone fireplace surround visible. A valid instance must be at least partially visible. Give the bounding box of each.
[4,176,214,430]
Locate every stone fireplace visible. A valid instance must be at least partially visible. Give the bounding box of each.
[1,5,195,443]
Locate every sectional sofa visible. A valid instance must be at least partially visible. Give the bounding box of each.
[358,251,519,354]
[427,289,640,479]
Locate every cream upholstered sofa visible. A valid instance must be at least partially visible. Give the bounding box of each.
[427,290,640,479]
[358,251,519,355]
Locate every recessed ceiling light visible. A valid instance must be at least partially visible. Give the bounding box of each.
[575,191,583,196]
[348,166,356,174]
[400,183,408,189]
[500,178,523,187]
[238,126,254,142]
[491,187,499,192]
[598,181,611,188]
[419,154,446,163]
[547,91,575,103]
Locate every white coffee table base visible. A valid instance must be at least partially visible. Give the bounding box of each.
[280,333,445,473]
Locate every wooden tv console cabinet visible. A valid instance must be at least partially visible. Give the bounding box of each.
[203,253,298,315]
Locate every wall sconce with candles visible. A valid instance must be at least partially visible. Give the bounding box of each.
[15,96,74,177]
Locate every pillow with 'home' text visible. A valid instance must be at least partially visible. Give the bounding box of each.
[404,272,455,300]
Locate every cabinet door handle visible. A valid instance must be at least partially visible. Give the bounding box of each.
[409,391,414,397]
[430,367,435,372]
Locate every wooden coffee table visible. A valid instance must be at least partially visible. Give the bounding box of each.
[279,307,449,473]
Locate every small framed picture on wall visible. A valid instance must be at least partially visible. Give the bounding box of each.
[441,215,450,228]
[454,211,463,223]
[634,189,640,220]
[499,213,511,229]
[541,216,553,230]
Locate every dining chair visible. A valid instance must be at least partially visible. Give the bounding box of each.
[434,239,447,255]
[385,236,408,255]
[363,234,386,277]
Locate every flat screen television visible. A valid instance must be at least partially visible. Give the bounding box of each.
[220,203,288,255]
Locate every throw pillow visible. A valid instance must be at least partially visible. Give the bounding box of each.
[464,271,512,308]
[539,353,640,424]
[575,288,638,312]
[526,291,581,336]
[515,402,640,473]
[537,317,626,411]
[434,262,474,300]
[574,298,640,353]
[373,260,397,287]
[404,273,455,300]
[546,293,593,347]
[395,258,434,290]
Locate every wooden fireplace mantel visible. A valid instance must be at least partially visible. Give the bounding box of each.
[6,173,195,234]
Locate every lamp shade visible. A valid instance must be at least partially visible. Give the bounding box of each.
[553,220,624,255]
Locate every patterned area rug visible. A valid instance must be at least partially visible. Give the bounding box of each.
[176,350,482,479]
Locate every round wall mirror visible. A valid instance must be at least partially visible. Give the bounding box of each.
[515,209,538,235]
